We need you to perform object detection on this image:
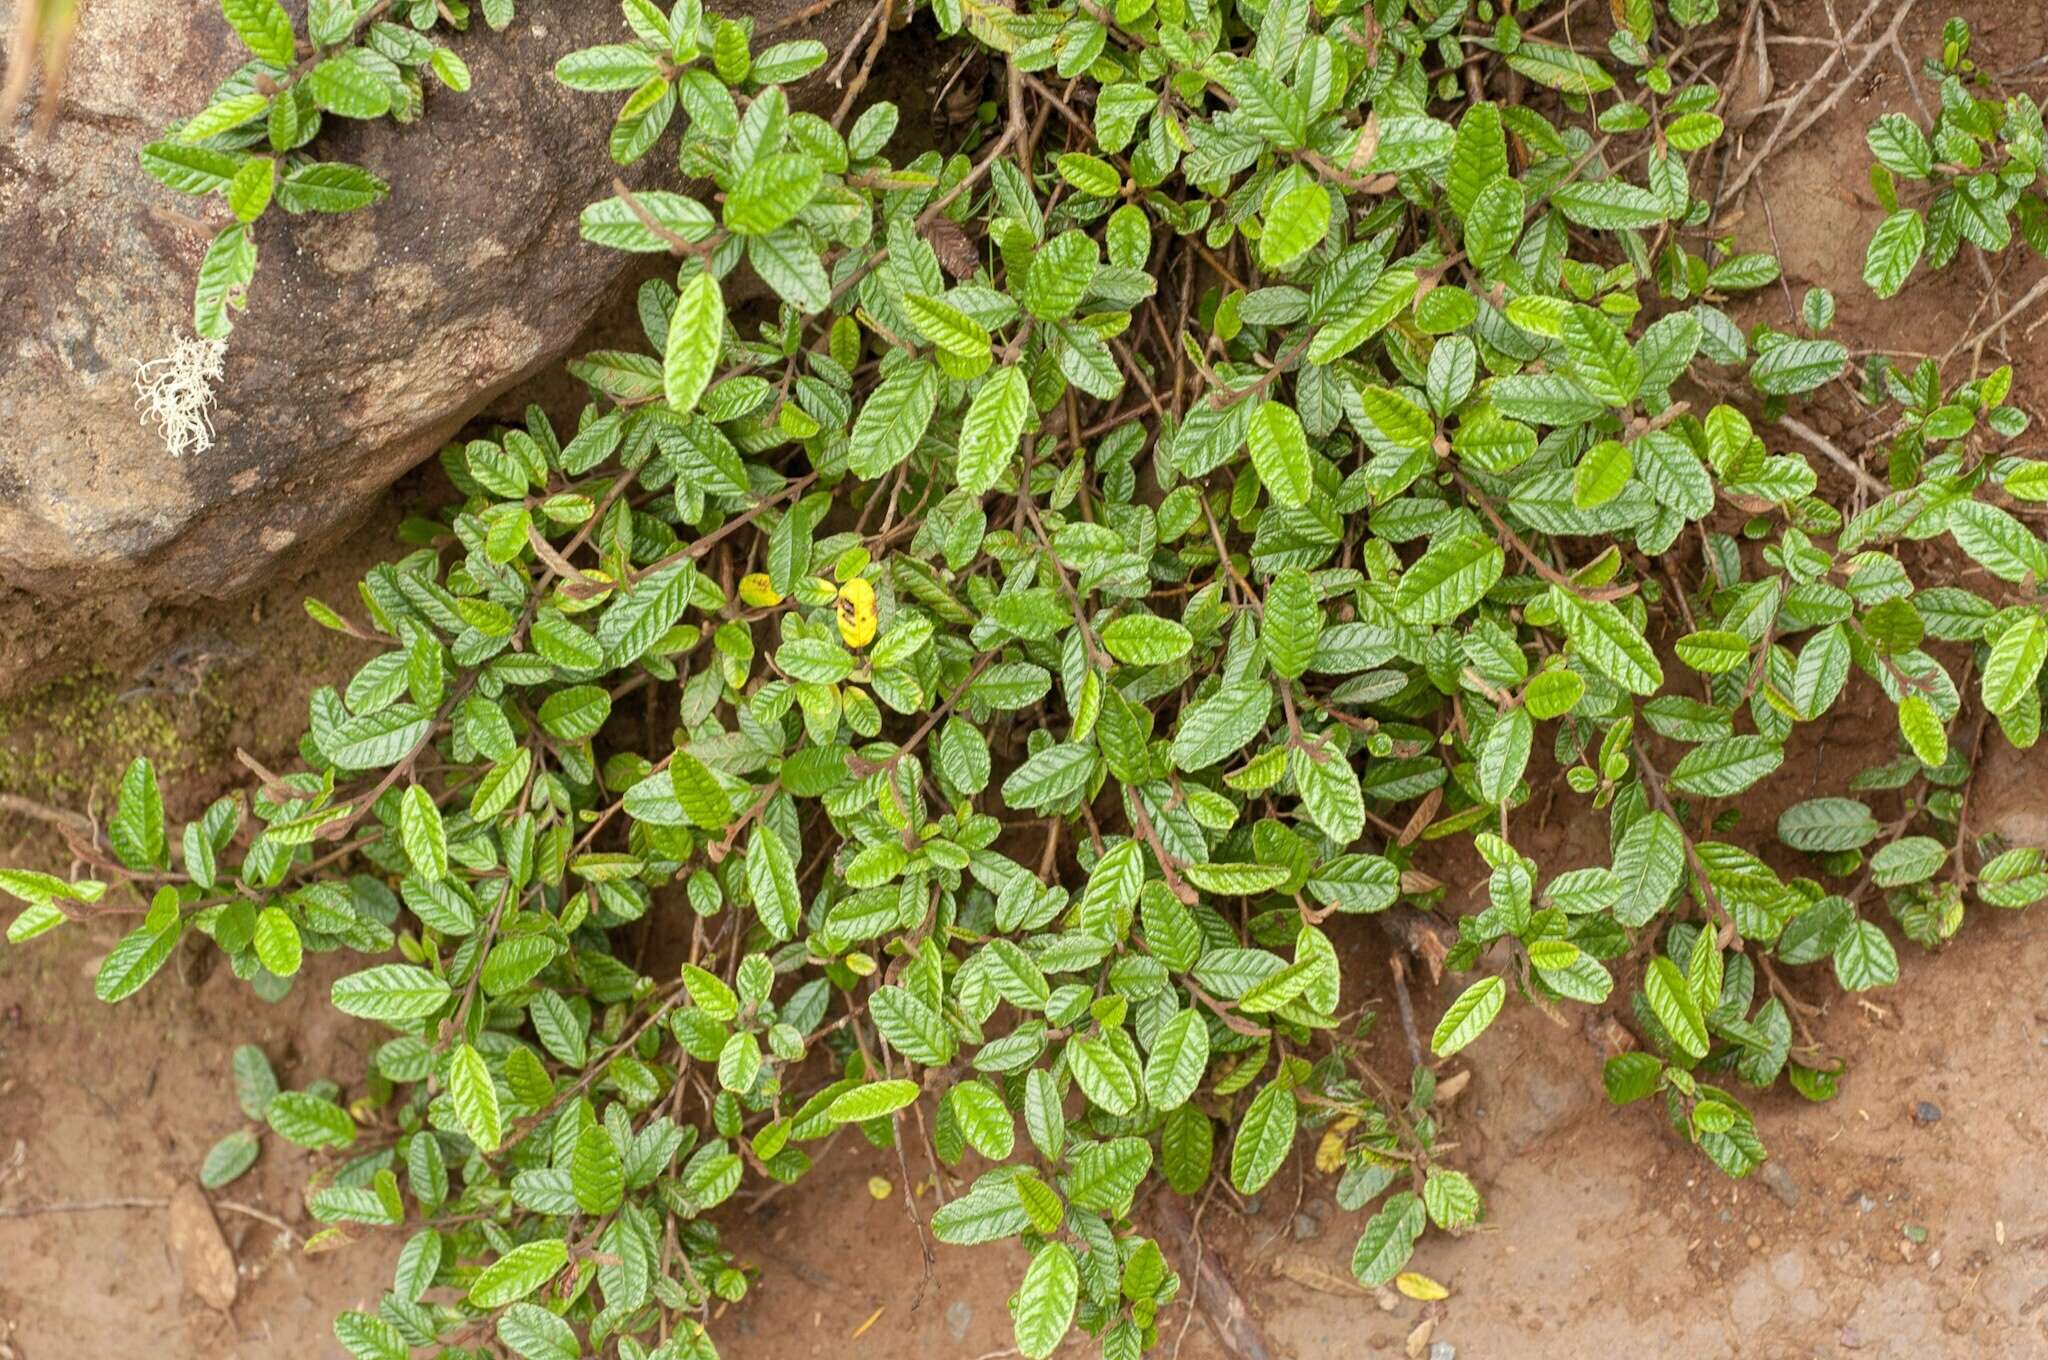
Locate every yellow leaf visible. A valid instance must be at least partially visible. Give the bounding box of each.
[837,577,878,648]
[739,572,783,608]
[1314,1115,1358,1174]
[1395,1271,1449,1301]
[867,1175,894,1200]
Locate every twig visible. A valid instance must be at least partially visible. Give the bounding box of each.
[1718,0,1919,208]
[1772,413,1890,499]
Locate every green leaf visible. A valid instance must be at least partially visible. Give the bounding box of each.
[1506,41,1614,94]
[1261,179,1332,269]
[904,292,991,361]
[849,361,939,478]
[1171,684,1271,770]
[307,55,393,119]
[226,156,274,222]
[450,1042,504,1152]
[1264,568,1322,680]
[537,685,611,741]
[233,1044,279,1118]
[1291,740,1365,845]
[1982,613,2048,715]
[496,1304,580,1360]
[725,153,822,235]
[1229,1079,1297,1194]
[1476,707,1532,804]
[1247,400,1313,508]
[399,785,448,880]
[1067,1036,1138,1115]
[332,964,453,1022]
[1550,179,1664,228]
[1669,735,1784,797]
[1101,615,1193,666]
[957,366,1032,495]
[1143,1009,1210,1111]
[110,758,167,871]
[1832,920,1899,991]
[1551,590,1662,694]
[1898,693,1949,766]
[253,906,303,977]
[1430,975,1505,1056]
[276,161,389,214]
[140,141,244,195]
[1674,629,1749,674]
[1010,1243,1079,1360]
[222,0,296,66]
[1057,151,1122,197]
[747,826,803,942]
[1644,956,1708,1057]
[571,1124,624,1214]
[1394,534,1503,625]
[1750,338,1847,396]
[1866,113,1932,178]
[663,272,724,415]
[827,1079,920,1123]
[94,922,180,1003]
[1863,210,1925,298]
[1351,1191,1425,1286]
[468,1239,569,1308]
[200,1128,262,1188]
[1001,743,1100,811]
[1777,798,1880,853]
[267,1090,356,1149]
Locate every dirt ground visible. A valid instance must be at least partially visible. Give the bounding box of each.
[5,2,2048,1358]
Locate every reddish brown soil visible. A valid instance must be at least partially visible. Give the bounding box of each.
[5,4,2048,1358]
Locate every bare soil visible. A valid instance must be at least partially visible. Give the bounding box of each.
[6,3,2048,1358]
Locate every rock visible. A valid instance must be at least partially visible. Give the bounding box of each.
[1969,739,2048,849]
[1912,1100,1942,1126]
[1428,1343,1457,1360]
[1291,1213,1320,1242]
[0,0,864,674]
[1759,1161,1799,1208]
[944,1300,971,1342]
[166,1180,237,1312]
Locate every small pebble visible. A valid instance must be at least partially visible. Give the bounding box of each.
[1291,1213,1321,1242]
[1759,1162,1800,1208]
[945,1300,972,1341]
[1913,1100,1942,1126]
[1746,1233,1763,1250]
[1428,1344,1457,1360]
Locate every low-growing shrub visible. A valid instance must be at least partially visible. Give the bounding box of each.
[8,1,2048,1357]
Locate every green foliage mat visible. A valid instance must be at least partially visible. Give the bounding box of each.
[11,2,2048,1358]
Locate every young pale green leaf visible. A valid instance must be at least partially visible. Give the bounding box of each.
[1430,975,1505,1056]
[331,964,453,1023]
[399,785,448,880]
[1247,400,1313,508]
[662,272,724,415]
[1982,613,2048,715]
[1644,956,1708,1057]
[1100,614,1193,666]
[449,1042,503,1152]
[468,1239,569,1308]
[1229,1079,1298,1195]
[827,1079,920,1123]
[1010,1243,1079,1360]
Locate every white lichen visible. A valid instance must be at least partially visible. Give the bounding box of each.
[133,334,228,459]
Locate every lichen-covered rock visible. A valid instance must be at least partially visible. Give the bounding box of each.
[0,0,854,615]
